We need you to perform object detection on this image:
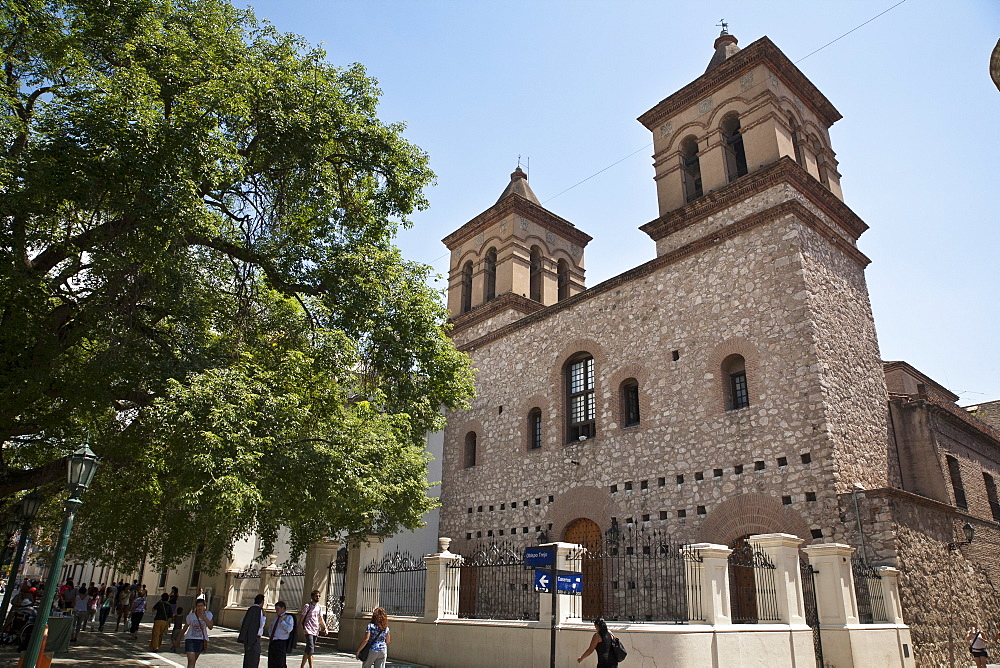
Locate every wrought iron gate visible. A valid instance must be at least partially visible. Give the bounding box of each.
[727,539,779,624]
[324,547,348,632]
[800,557,824,667]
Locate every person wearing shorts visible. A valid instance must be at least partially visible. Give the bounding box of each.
[181,599,214,668]
[299,590,327,667]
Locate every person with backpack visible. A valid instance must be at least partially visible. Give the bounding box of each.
[578,617,626,666]
[267,600,296,668]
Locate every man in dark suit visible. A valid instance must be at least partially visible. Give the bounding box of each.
[238,594,266,668]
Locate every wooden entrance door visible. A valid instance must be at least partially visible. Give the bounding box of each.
[729,535,758,623]
[563,518,603,619]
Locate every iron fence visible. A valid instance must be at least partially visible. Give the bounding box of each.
[728,541,780,624]
[451,540,537,621]
[577,526,701,623]
[361,549,426,617]
[235,566,261,607]
[279,564,305,609]
[851,556,888,624]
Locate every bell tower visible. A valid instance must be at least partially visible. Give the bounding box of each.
[442,168,592,330]
[638,31,844,225]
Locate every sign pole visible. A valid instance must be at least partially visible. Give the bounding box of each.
[550,555,556,668]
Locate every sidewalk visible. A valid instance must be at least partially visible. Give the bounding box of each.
[0,621,429,667]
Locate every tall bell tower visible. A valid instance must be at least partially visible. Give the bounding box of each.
[442,167,592,340]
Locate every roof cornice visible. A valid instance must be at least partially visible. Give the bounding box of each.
[640,157,868,244]
[638,36,842,131]
[442,194,593,251]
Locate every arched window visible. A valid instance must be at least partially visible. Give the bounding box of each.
[528,408,542,450]
[946,455,966,509]
[566,353,596,441]
[984,472,1000,522]
[464,432,477,468]
[557,259,570,301]
[484,248,497,301]
[529,246,543,302]
[680,135,703,203]
[722,354,749,410]
[788,114,804,166]
[811,136,831,189]
[621,379,640,427]
[460,261,473,313]
[721,112,748,182]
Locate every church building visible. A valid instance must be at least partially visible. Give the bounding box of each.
[437,31,1000,667]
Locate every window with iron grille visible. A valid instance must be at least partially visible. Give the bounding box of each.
[946,456,967,510]
[722,353,749,410]
[567,354,595,441]
[528,408,542,450]
[621,379,640,427]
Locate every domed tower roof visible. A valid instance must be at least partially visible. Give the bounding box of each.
[496,166,540,205]
[705,30,740,72]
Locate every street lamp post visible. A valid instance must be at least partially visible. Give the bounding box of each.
[22,445,99,668]
[0,490,44,627]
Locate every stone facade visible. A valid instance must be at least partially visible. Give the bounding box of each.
[436,33,1000,667]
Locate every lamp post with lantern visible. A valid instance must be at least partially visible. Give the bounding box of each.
[22,444,99,668]
[0,490,44,626]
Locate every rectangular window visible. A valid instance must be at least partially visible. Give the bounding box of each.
[730,371,749,409]
[947,456,967,510]
[529,409,542,450]
[622,381,640,427]
[568,357,596,441]
[984,472,1000,522]
[158,568,168,589]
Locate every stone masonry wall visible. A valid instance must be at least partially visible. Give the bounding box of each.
[439,184,884,555]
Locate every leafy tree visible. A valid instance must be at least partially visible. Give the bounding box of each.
[0,0,473,571]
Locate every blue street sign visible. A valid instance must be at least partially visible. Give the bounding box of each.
[534,569,584,593]
[556,572,583,593]
[524,546,554,566]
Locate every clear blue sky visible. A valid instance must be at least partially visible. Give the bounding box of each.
[238,0,999,405]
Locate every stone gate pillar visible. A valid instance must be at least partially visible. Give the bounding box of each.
[339,537,385,653]
[688,543,732,625]
[420,537,463,622]
[260,555,281,610]
[801,543,858,626]
[303,539,340,610]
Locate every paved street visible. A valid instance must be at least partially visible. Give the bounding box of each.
[0,622,428,668]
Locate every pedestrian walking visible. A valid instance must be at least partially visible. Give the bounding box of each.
[169,586,179,614]
[97,587,118,633]
[267,600,295,668]
[99,583,116,632]
[299,590,327,668]
[149,592,172,650]
[354,607,390,668]
[171,606,185,653]
[70,585,90,642]
[577,617,621,667]
[129,588,147,640]
[969,625,990,668]
[115,585,131,631]
[238,594,266,668]
[181,598,214,667]
[87,585,99,630]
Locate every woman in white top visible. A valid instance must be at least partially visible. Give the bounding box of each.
[968,625,990,668]
[180,598,214,668]
[71,586,90,641]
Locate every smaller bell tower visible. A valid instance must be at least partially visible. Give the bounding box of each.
[442,168,592,328]
[638,31,844,223]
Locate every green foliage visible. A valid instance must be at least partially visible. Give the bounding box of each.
[0,0,473,572]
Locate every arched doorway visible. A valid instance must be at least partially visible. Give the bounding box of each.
[564,518,603,619]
